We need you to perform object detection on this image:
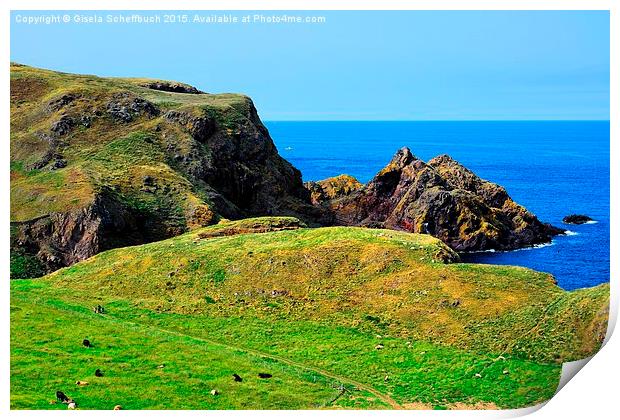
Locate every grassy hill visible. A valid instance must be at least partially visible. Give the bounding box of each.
[11,217,608,410]
[11,63,245,223]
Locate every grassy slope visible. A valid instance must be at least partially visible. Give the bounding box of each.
[10,218,608,410]
[10,63,251,224]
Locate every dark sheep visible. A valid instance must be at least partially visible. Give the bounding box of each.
[258,373,272,379]
[95,369,104,377]
[232,373,243,382]
[56,391,69,402]
[83,339,91,348]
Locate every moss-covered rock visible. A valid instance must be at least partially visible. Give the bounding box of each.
[305,174,363,205]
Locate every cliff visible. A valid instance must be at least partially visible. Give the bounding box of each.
[10,64,314,276]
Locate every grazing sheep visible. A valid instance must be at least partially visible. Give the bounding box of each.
[210,389,219,396]
[82,339,91,348]
[258,373,272,379]
[56,391,69,402]
[75,381,89,386]
[67,400,77,409]
[114,405,122,410]
[375,344,384,350]
[93,305,105,314]
[232,373,243,382]
[95,369,104,377]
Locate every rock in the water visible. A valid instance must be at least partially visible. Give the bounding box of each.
[563,214,593,225]
[312,147,564,252]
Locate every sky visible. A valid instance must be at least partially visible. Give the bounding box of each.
[10,10,610,120]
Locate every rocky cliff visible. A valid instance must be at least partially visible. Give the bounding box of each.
[10,64,313,277]
[312,147,563,251]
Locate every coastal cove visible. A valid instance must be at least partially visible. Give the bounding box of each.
[269,120,610,291]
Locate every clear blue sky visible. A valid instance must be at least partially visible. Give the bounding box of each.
[11,10,609,120]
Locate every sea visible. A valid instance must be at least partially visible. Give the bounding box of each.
[267,121,610,291]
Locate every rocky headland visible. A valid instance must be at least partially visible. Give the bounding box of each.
[309,147,564,252]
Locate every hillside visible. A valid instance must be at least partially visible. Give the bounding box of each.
[10,64,315,277]
[11,218,608,409]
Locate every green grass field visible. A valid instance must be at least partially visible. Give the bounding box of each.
[10,218,609,410]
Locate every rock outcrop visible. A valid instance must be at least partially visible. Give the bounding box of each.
[304,175,363,206]
[563,214,593,225]
[314,147,564,252]
[142,80,205,94]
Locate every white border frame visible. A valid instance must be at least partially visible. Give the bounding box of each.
[2,1,617,419]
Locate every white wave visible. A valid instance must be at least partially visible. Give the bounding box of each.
[522,241,557,250]
[461,241,556,255]
[585,220,598,224]
[563,230,579,236]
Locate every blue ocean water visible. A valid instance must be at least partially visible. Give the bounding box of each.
[266,121,610,291]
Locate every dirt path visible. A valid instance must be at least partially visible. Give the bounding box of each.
[42,299,403,409]
[137,319,404,410]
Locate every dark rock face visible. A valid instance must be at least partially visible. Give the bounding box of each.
[142,81,204,94]
[46,93,79,113]
[106,93,159,122]
[314,147,564,252]
[163,110,215,143]
[50,115,77,136]
[161,99,313,220]
[10,192,165,274]
[563,214,593,225]
[50,158,67,170]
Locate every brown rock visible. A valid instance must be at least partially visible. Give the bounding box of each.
[314,147,563,252]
